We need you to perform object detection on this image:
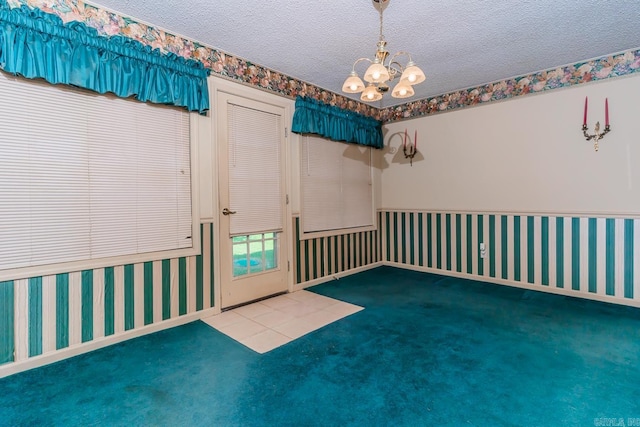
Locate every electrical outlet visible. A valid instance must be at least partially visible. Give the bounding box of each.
[480,242,486,258]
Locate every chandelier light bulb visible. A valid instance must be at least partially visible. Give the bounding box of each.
[399,62,426,86]
[391,81,414,98]
[361,83,382,102]
[341,71,365,93]
[364,61,390,83]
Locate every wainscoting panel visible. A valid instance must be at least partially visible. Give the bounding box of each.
[380,210,640,303]
[293,216,382,284]
[0,223,215,368]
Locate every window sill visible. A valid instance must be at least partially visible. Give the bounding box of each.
[299,224,377,241]
[0,245,199,283]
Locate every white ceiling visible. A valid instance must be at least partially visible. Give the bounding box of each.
[93,0,640,108]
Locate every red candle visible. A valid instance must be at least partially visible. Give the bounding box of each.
[605,98,609,126]
[414,130,417,150]
[404,129,407,148]
[583,96,588,126]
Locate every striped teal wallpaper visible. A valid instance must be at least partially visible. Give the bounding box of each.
[293,216,382,284]
[0,223,215,368]
[380,210,640,302]
[0,281,13,365]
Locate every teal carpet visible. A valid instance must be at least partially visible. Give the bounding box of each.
[1,266,640,426]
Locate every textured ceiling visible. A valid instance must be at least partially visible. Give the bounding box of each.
[93,0,640,108]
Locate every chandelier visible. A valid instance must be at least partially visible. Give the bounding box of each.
[342,0,426,102]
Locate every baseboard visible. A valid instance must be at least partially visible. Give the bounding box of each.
[384,261,640,309]
[292,261,384,292]
[0,306,219,379]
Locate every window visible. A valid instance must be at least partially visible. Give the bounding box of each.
[300,135,374,234]
[232,233,279,277]
[0,71,194,277]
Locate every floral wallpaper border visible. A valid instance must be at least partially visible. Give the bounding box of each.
[7,0,640,123]
[379,49,640,122]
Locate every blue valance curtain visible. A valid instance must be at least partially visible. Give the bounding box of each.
[291,96,383,149]
[0,1,210,113]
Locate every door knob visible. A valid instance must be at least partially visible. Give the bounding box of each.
[222,208,237,215]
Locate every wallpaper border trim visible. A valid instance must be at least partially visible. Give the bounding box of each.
[7,2,640,121]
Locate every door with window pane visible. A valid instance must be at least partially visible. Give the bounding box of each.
[217,93,288,308]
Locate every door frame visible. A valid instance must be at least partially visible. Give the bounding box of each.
[210,77,295,308]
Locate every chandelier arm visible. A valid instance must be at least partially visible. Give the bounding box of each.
[387,51,414,67]
[351,57,373,73]
[387,62,403,79]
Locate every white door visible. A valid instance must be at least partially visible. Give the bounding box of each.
[217,92,288,309]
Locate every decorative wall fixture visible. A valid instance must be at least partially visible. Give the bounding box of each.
[342,0,425,103]
[403,129,417,166]
[582,97,611,151]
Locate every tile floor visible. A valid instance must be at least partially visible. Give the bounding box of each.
[201,290,364,353]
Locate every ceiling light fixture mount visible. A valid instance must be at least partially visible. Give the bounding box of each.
[342,0,426,103]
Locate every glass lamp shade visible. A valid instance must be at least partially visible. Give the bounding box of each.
[399,62,426,85]
[342,72,365,93]
[364,61,390,83]
[361,84,383,102]
[391,81,415,98]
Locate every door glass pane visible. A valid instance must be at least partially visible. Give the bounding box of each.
[265,237,277,270]
[249,241,263,274]
[233,242,250,277]
[232,233,279,277]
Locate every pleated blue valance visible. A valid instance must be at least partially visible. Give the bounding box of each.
[0,1,210,113]
[291,96,383,149]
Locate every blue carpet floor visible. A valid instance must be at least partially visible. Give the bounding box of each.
[1,266,640,426]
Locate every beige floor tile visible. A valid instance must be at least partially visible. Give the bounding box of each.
[201,311,245,329]
[240,329,292,354]
[216,317,268,341]
[323,301,364,317]
[260,295,299,310]
[233,302,273,319]
[272,318,317,339]
[300,309,345,330]
[252,310,296,328]
[285,290,323,303]
[277,302,320,318]
[304,294,346,310]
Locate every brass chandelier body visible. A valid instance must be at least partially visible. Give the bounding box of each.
[342,0,426,102]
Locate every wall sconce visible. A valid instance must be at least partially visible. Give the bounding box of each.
[403,129,417,166]
[582,97,611,152]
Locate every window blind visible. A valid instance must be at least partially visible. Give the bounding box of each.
[0,72,192,272]
[301,136,374,233]
[227,103,283,236]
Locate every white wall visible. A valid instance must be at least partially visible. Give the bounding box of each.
[379,74,640,216]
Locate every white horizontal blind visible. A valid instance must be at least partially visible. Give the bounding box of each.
[301,136,373,233]
[227,103,283,236]
[0,72,192,271]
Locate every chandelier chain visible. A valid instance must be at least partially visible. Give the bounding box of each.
[379,5,385,41]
